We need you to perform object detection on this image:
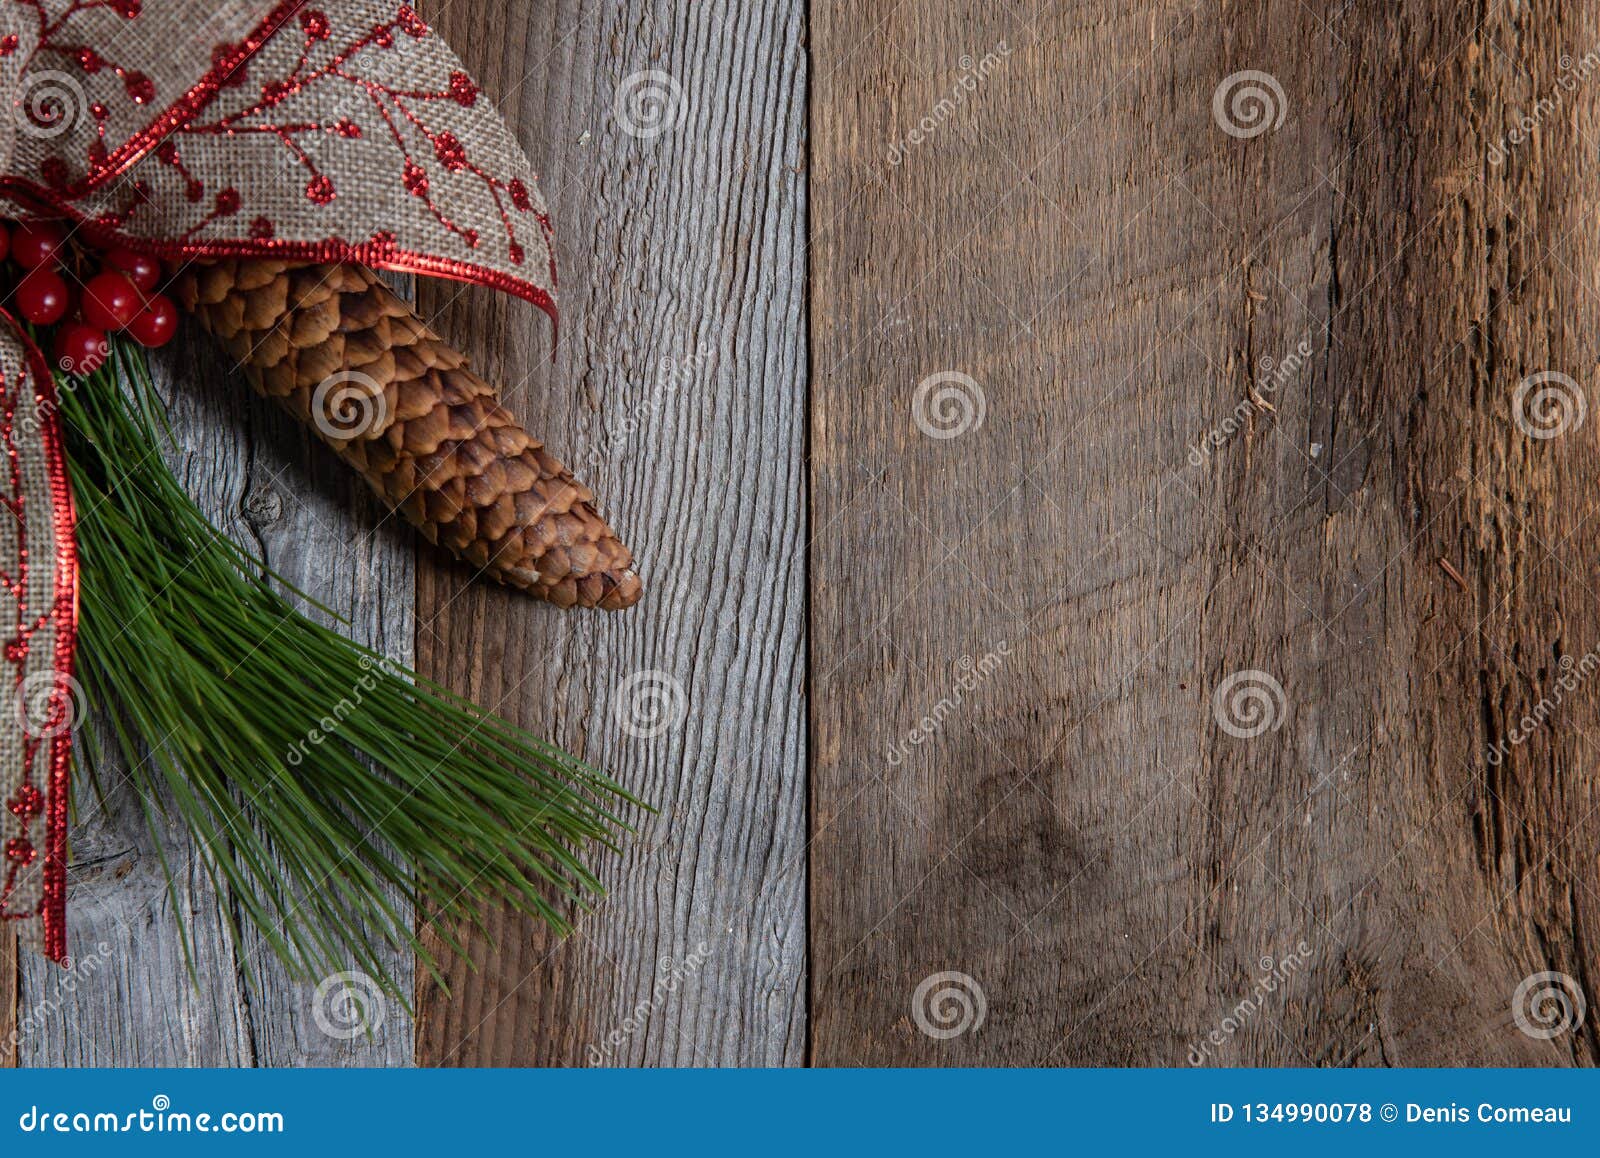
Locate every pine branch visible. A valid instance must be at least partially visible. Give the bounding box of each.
[59,336,640,1001]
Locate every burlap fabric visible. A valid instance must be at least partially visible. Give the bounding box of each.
[0,0,556,311]
[0,0,624,959]
[0,334,75,960]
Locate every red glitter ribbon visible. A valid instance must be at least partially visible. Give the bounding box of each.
[0,311,75,963]
[0,0,559,961]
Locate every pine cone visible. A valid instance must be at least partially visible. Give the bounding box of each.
[174,259,641,611]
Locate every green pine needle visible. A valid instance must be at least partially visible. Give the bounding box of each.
[56,336,640,1001]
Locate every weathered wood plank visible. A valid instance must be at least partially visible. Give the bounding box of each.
[1,928,14,1064]
[414,0,807,1066]
[810,0,1600,1065]
[11,311,414,1066]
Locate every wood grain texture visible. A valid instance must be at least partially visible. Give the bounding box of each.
[1,928,14,1064]
[8,316,415,1067]
[17,0,1600,1071]
[412,0,807,1066]
[810,0,1600,1065]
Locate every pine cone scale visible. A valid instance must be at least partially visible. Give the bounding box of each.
[175,259,642,611]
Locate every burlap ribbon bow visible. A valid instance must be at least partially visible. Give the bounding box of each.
[0,0,564,960]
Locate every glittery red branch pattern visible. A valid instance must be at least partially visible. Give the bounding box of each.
[0,0,559,961]
[2,175,558,324]
[0,318,78,964]
[1,0,559,313]
[43,0,308,193]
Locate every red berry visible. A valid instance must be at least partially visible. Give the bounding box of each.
[11,222,64,269]
[13,267,70,325]
[126,294,177,347]
[101,245,162,293]
[81,271,143,330]
[53,322,108,376]
[0,222,10,264]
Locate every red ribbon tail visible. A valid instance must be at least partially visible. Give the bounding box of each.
[0,317,79,965]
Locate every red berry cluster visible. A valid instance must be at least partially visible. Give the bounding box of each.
[0,220,178,377]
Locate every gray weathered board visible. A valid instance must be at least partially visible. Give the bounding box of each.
[412,0,807,1067]
[2,0,807,1067]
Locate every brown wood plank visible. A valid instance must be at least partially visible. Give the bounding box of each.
[810,1,1600,1064]
[1,927,14,1065]
[414,0,807,1066]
